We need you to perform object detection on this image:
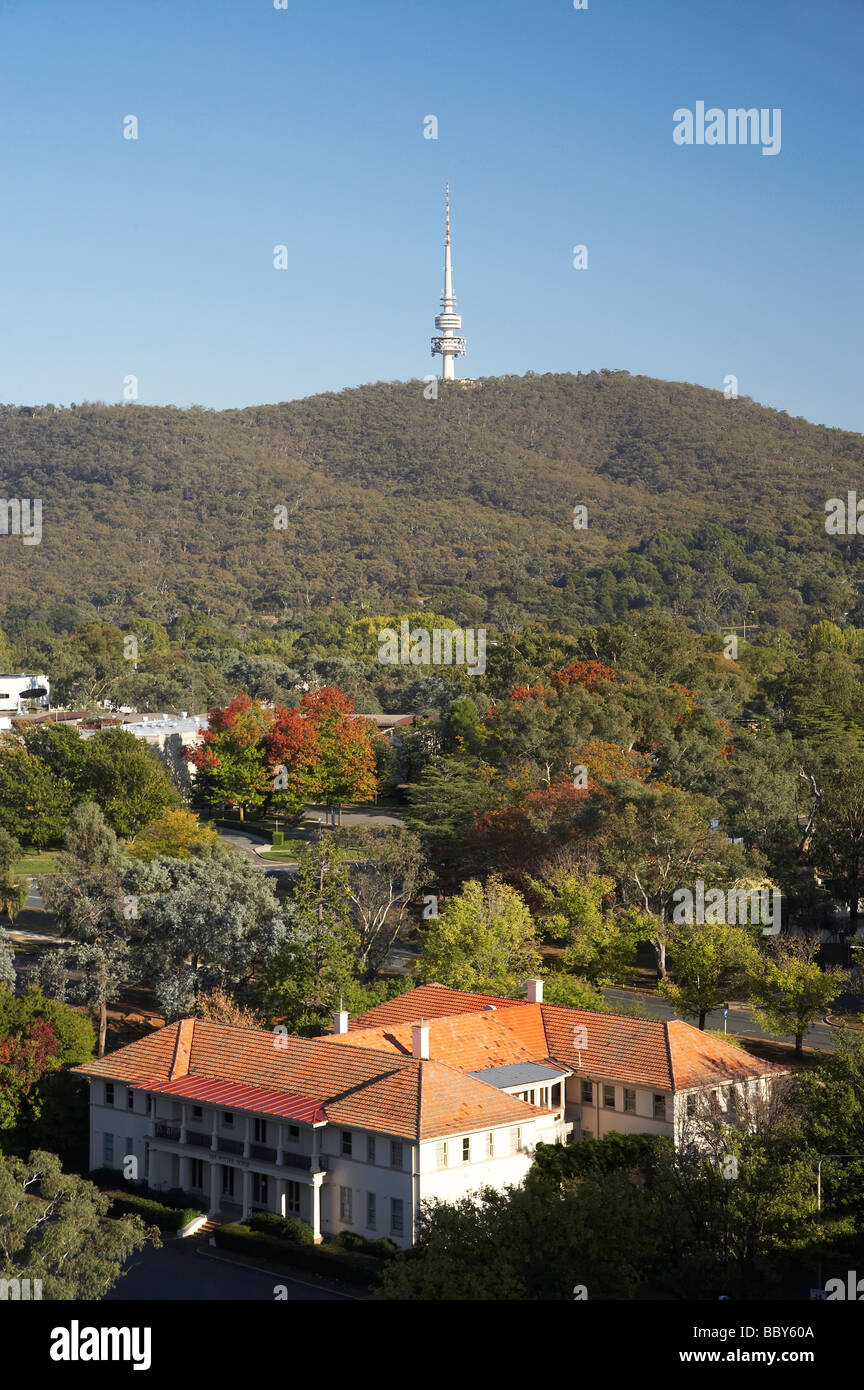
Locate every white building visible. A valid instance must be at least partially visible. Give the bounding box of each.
[76,981,784,1247]
[0,673,50,715]
[78,714,208,789]
[76,1014,566,1249]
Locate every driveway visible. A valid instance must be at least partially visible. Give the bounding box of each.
[104,1239,357,1301]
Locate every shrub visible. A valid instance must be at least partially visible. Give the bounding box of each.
[338,1231,397,1259]
[213,1224,383,1286]
[109,1194,203,1232]
[246,1211,314,1245]
[272,830,284,848]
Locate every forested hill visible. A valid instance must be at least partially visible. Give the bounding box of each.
[1,370,863,633]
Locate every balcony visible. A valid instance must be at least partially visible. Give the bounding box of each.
[250,1144,277,1163]
[219,1137,244,1156]
[279,1151,313,1171]
[154,1123,180,1141]
[185,1131,211,1149]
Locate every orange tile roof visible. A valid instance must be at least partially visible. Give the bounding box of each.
[666,1020,786,1089]
[348,987,785,1092]
[346,983,524,1030]
[74,1018,547,1141]
[321,1005,551,1071]
[541,1005,675,1089]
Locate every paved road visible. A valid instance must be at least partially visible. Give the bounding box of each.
[602,986,836,1052]
[104,1239,356,1301]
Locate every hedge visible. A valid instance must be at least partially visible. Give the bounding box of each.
[246,1211,314,1245]
[213,1224,383,1286]
[109,1195,204,1232]
[88,1170,206,1213]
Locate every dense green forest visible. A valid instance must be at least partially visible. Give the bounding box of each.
[2,370,864,718]
[1,370,863,632]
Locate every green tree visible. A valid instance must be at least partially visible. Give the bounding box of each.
[38,804,132,1057]
[748,937,846,1057]
[417,875,542,994]
[83,727,183,836]
[586,779,757,977]
[258,841,359,1032]
[528,868,636,985]
[660,919,760,1029]
[125,849,287,1021]
[376,1173,652,1300]
[0,736,69,847]
[0,1149,158,1299]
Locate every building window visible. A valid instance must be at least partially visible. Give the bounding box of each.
[603,1085,615,1109]
[686,1094,697,1117]
[726,1087,738,1116]
[435,1141,448,1168]
[146,1095,152,1115]
[254,1118,268,1144]
[367,1136,376,1164]
[341,1131,353,1156]
[127,1088,135,1110]
[105,1083,114,1106]
[253,1174,268,1205]
[653,1094,666,1121]
[510,1127,522,1154]
[223,1112,233,1127]
[462,1136,470,1163]
[391,1198,403,1236]
[191,1105,203,1121]
[285,1181,300,1214]
[581,1080,592,1104]
[551,1082,561,1108]
[366,1193,376,1230]
[624,1088,636,1114]
[390,1141,403,1170]
[286,1124,300,1143]
[339,1187,353,1223]
[103,1133,114,1164]
[125,1137,134,1164]
[191,1159,203,1189]
[487,1132,494,1158]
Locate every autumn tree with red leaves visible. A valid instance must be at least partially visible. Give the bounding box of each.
[0,1016,58,1130]
[263,705,320,820]
[549,661,615,692]
[300,686,378,824]
[186,692,274,820]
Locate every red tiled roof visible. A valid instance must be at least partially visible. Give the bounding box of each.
[323,1005,551,1071]
[346,983,524,1030]
[74,1018,545,1141]
[349,987,785,1092]
[666,1020,786,1089]
[141,1075,326,1122]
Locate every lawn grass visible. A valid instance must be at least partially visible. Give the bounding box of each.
[11,852,57,875]
[257,847,305,861]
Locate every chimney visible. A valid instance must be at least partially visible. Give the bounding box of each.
[333,1009,349,1035]
[411,1022,430,1060]
[169,1018,195,1080]
[526,978,544,1004]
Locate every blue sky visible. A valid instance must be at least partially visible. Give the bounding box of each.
[0,0,861,430]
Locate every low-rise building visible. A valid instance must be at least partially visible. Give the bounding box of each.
[0,672,50,715]
[75,981,785,1246]
[75,1014,566,1248]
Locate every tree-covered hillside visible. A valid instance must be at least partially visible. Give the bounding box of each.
[1,370,863,634]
